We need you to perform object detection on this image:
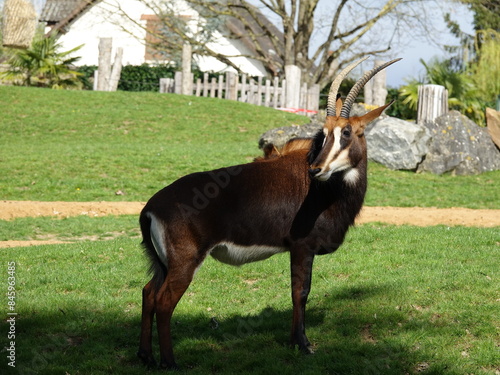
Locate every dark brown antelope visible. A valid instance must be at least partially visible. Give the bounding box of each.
[137,57,401,369]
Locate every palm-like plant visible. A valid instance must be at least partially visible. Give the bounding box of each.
[399,58,485,125]
[1,36,83,89]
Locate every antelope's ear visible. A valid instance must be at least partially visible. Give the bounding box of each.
[355,100,394,135]
[335,94,343,117]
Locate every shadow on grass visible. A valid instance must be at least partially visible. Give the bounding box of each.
[4,284,424,375]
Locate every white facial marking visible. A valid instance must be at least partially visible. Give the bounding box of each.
[313,126,350,181]
[343,168,360,186]
[210,242,285,266]
[332,127,342,155]
[328,148,351,173]
[321,127,342,170]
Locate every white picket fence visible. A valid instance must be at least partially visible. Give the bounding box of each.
[159,71,320,115]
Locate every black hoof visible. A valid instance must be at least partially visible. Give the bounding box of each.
[137,350,157,369]
[292,340,315,355]
[300,344,315,355]
[160,361,180,371]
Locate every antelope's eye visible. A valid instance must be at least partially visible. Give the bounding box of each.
[342,129,351,137]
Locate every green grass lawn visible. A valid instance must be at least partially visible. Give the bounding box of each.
[1,85,499,208]
[0,86,305,202]
[0,225,498,374]
[0,86,498,374]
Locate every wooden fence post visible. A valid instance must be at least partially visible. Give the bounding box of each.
[363,60,387,106]
[248,79,256,105]
[364,78,373,106]
[181,43,192,95]
[225,72,238,100]
[159,78,174,93]
[240,74,247,102]
[96,38,112,91]
[108,47,123,92]
[210,77,217,97]
[417,84,448,124]
[256,77,263,106]
[264,80,271,107]
[372,60,388,106]
[216,75,222,99]
[174,71,182,94]
[273,76,280,108]
[285,65,301,108]
[202,73,209,97]
[307,84,320,112]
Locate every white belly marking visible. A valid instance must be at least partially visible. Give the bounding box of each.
[210,242,285,266]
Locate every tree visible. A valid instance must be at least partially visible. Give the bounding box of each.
[441,0,499,122]
[107,0,442,89]
[0,4,5,62]
[445,0,499,65]
[1,35,83,88]
[470,29,500,105]
[457,0,500,32]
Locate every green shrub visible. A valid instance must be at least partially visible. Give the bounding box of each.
[118,64,176,91]
[75,64,176,91]
[75,64,218,92]
[1,35,83,88]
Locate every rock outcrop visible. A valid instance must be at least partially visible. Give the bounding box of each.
[365,117,430,170]
[418,111,500,175]
[259,109,500,175]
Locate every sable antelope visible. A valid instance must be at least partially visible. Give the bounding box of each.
[137,57,401,369]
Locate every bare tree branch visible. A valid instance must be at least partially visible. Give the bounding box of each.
[101,0,440,89]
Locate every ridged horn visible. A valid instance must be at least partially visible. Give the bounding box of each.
[339,58,402,119]
[326,56,369,117]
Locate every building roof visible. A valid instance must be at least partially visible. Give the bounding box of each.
[40,0,83,23]
[40,0,98,32]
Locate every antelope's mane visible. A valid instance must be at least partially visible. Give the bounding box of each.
[255,138,313,161]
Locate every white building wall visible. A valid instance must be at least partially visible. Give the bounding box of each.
[53,1,150,66]
[50,0,267,76]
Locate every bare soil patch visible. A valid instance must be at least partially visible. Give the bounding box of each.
[1,200,499,248]
[0,201,145,220]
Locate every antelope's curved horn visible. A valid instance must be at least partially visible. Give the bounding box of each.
[326,56,369,117]
[339,58,402,119]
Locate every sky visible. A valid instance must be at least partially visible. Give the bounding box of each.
[384,3,474,87]
[248,0,475,87]
[271,0,475,87]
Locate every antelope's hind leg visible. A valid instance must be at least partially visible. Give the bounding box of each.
[138,279,157,367]
[155,255,201,370]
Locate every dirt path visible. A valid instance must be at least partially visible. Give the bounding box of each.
[1,201,499,248]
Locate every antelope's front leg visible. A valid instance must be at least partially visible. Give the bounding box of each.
[290,250,315,353]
